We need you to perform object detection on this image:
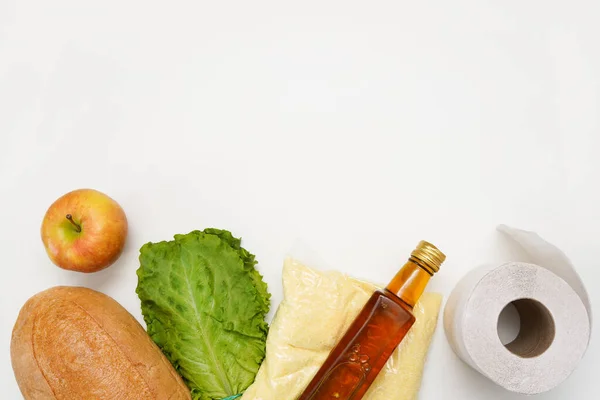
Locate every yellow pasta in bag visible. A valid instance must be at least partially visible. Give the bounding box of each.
[242,258,442,400]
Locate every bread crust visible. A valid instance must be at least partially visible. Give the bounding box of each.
[11,286,191,400]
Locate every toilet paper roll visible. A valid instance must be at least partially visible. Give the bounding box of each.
[444,225,592,395]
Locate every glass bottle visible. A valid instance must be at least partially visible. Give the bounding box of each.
[298,241,446,400]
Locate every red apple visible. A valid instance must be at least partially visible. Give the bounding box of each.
[41,189,128,273]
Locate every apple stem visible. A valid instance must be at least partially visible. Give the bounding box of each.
[66,214,82,233]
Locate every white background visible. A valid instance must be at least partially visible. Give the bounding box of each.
[1,0,599,399]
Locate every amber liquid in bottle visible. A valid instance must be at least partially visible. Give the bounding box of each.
[298,241,445,400]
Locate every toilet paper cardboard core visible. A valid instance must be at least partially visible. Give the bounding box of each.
[502,299,555,358]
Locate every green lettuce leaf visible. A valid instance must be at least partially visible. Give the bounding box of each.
[136,229,270,400]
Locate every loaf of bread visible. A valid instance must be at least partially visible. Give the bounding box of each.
[11,286,191,400]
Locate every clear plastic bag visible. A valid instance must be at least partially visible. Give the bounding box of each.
[242,258,442,400]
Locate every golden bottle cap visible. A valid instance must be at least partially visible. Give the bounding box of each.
[410,240,446,275]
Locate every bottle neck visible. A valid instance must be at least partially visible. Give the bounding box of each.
[385,258,432,308]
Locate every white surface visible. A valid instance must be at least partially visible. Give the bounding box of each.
[1,0,599,399]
